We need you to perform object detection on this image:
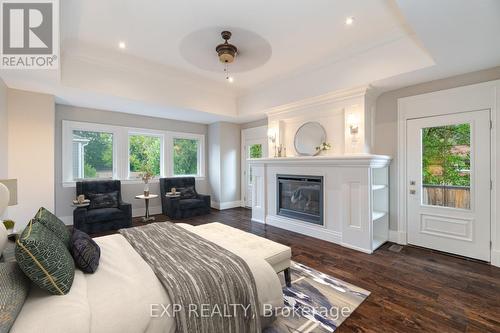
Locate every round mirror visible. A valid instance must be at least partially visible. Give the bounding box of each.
[294,122,327,156]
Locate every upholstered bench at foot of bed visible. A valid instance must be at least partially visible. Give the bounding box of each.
[178,222,293,287]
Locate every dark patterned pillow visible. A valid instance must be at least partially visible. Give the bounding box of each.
[88,191,119,210]
[70,229,100,273]
[15,221,75,295]
[179,186,197,199]
[34,207,71,249]
[0,262,30,332]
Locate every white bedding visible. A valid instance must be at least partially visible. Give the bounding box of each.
[11,231,282,333]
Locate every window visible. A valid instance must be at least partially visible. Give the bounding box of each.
[249,143,263,159]
[247,143,263,184]
[422,123,471,209]
[129,134,162,179]
[72,130,113,180]
[173,137,199,176]
[63,121,205,185]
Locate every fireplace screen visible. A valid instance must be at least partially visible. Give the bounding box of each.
[277,175,323,225]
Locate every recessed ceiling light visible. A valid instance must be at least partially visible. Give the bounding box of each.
[345,16,354,25]
[227,76,234,83]
[118,41,126,49]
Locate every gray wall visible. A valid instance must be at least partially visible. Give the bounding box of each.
[0,78,7,179]
[374,66,500,230]
[240,118,267,129]
[219,122,241,203]
[55,105,209,220]
[208,122,221,203]
[208,122,241,205]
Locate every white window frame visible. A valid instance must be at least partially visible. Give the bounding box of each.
[62,121,206,187]
[168,132,205,178]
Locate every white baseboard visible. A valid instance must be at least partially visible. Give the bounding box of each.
[266,215,342,244]
[251,218,265,224]
[340,242,373,254]
[492,249,500,268]
[59,206,162,226]
[211,201,243,210]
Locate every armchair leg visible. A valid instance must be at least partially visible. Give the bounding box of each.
[284,268,292,287]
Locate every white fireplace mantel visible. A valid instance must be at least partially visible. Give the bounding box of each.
[249,154,392,254]
[248,154,391,167]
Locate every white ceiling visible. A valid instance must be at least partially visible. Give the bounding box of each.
[1,0,499,123]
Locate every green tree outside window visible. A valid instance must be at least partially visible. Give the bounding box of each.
[73,130,113,179]
[173,138,198,175]
[129,135,161,176]
[249,144,262,159]
[422,124,470,187]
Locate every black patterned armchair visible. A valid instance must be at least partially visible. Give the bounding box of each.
[160,177,211,219]
[73,180,132,234]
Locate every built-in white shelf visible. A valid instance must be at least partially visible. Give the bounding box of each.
[372,237,386,251]
[372,211,387,221]
[370,166,390,253]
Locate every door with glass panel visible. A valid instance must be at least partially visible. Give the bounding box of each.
[245,139,266,207]
[407,110,491,261]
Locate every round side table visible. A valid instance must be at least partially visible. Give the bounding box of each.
[135,194,159,222]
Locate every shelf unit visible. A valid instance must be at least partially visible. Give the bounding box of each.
[371,167,389,251]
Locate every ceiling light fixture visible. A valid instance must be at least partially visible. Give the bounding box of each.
[216,31,238,82]
[118,41,126,49]
[345,16,354,25]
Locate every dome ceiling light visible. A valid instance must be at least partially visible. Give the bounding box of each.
[216,31,238,82]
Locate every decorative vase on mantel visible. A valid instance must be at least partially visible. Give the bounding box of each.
[314,142,332,156]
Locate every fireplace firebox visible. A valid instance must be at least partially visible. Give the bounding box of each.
[277,175,323,225]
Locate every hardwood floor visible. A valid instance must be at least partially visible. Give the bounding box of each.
[112,208,500,333]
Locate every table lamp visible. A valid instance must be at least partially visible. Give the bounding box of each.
[0,179,18,218]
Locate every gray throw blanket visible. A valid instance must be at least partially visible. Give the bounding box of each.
[119,222,261,333]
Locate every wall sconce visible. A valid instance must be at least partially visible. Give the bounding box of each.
[347,113,359,135]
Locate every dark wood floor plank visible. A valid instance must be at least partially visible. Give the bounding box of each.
[92,208,500,333]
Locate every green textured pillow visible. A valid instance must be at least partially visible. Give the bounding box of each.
[0,262,30,332]
[34,207,71,249]
[15,221,75,295]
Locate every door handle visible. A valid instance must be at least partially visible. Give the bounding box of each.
[409,180,416,195]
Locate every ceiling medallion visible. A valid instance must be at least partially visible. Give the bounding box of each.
[216,31,237,82]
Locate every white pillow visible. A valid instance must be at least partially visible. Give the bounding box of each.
[0,222,8,254]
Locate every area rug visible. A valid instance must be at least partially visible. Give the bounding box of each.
[264,261,370,333]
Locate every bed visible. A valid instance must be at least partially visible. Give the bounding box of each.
[10,225,284,333]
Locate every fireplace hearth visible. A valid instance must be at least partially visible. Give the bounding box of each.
[277,175,323,225]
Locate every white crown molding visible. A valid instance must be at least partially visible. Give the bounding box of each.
[265,85,372,117]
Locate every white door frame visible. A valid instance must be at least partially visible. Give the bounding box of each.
[241,125,268,207]
[397,80,500,267]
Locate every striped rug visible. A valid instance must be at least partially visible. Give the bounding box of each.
[264,261,370,333]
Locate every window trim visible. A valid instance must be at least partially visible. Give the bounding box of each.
[62,121,206,187]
